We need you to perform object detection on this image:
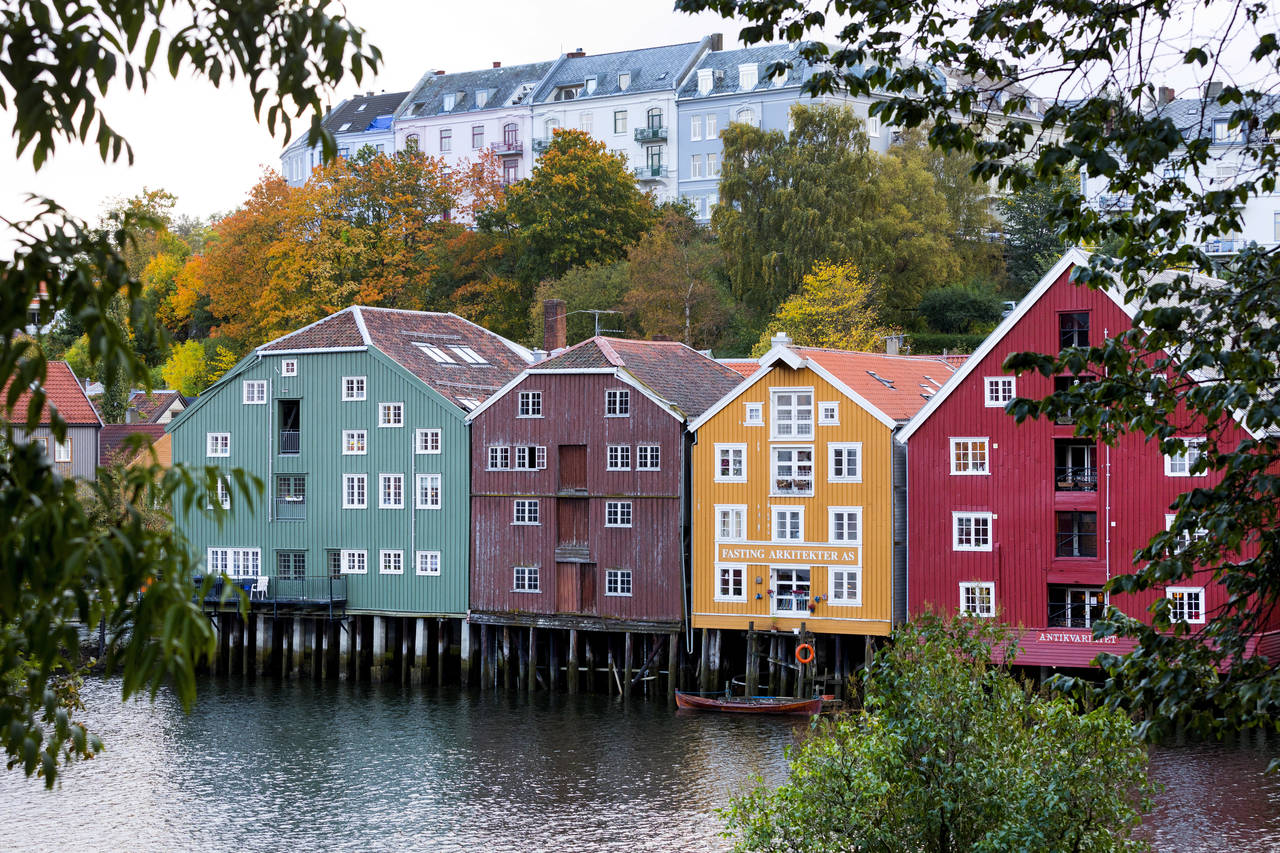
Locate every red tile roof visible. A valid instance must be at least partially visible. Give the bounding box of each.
[127,390,186,422]
[99,423,166,466]
[259,311,365,351]
[718,359,759,378]
[2,361,101,426]
[795,348,956,422]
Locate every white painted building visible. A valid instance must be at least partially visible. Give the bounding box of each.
[280,90,411,187]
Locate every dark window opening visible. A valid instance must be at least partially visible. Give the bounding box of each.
[1060,311,1090,348]
[1055,511,1098,558]
[1055,440,1097,491]
[1047,585,1106,627]
[278,399,300,454]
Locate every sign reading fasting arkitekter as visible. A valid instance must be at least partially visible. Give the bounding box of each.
[716,542,861,566]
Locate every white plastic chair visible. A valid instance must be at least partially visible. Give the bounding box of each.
[251,576,268,601]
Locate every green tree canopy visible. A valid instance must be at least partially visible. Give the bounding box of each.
[752,260,892,354]
[917,281,1004,334]
[1000,174,1077,295]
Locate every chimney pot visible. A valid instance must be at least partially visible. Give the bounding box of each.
[710,33,724,52]
[493,61,501,68]
[770,331,793,348]
[1158,86,1176,105]
[543,299,567,351]
[1204,80,1224,101]
[885,334,903,356]
[435,69,446,75]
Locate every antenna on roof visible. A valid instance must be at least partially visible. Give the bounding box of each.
[565,308,623,336]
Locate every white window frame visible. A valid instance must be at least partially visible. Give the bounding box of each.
[213,475,232,510]
[242,380,267,404]
[513,565,541,593]
[415,428,441,454]
[513,499,540,525]
[379,473,404,509]
[1166,586,1206,624]
[984,376,1016,407]
[605,569,633,597]
[605,389,631,417]
[378,402,404,428]
[488,445,510,470]
[828,443,862,483]
[950,437,990,475]
[416,550,442,576]
[54,438,71,463]
[715,443,747,483]
[342,376,366,401]
[512,445,546,470]
[771,445,814,496]
[828,506,863,546]
[207,547,261,579]
[340,549,368,575]
[415,473,442,510]
[379,549,404,575]
[744,402,764,426]
[715,504,747,542]
[518,391,543,418]
[605,500,633,528]
[206,432,230,457]
[342,473,367,509]
[827,566,862,606]
[714,563,747,602]
[770,387,814,440]
[1165,513,1207,551]
[817,401,839,425]
[1164,437,1206,477]
[342,429,367,455]
[959,582,995,617]
[771,505,804,542]
[606,444,631,471]
[690,153,703,178]
[690,114,703,141]
[636,444,661,471]
[281,359,298,377]
[952,511,994,551]
[706,113,718,137]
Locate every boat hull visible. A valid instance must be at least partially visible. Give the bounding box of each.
[674,692,822,715]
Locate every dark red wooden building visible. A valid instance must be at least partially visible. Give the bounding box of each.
[467,335,740,637]
[899,249,1280,669]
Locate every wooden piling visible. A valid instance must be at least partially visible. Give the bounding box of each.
[326,619,340,681]
[623,632,633,698]
[567,629,580,694]
[503,626,513,689]
[745,625,759,696]
[667,632,679,700]
[437,618,447,687]
[698,627,711,692]
[527,627,538,693]
[480,624,492,688]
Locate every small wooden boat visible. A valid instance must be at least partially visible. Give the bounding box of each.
[675,691,822,715]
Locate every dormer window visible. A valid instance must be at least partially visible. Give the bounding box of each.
[738,63,758,90]
[771,67,787,88]
[476,90,488,108]
[443,93,456,111]
[618,72,631,90]
[697,68,714,95]
[554,85,581,101]
[585,76,598,95]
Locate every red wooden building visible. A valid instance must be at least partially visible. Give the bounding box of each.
[466,335,740,639]
[898,249,1279,669]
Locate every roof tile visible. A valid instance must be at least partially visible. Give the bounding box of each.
[794,348,956,421]
[2,361,100,426]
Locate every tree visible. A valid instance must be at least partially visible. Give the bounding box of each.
[917,282,1004,334]
[160,340,211,397]
[722,616,1152,853]
[533,262,636,346]
[680,0,1280,746]
[752,261,893,354]
[0,0,378,785]
[1000,175,1077,295]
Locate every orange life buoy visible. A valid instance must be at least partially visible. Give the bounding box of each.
[795,643,815,665]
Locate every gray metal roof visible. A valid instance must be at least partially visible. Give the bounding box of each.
[1152,95,1280,144]
[400,61,557,119]
[676,43,809,100]
[532,41,705,104]
[325,91,412,134]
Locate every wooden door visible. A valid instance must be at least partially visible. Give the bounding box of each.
[556,498,589,546]
[559,444,587,492]
[580,564,597,614]
[556,562,579,613]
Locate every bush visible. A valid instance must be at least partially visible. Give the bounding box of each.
[906,332,988,354]
[917,282,1004,333]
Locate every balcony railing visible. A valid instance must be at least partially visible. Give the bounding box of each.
[278,430,300,455]
[193,575,347,612]
[773,593,810,614]
[1054,465,1098,491]
[275,496,306,520]
[634,165,668,180]
[1055,534,1098,559]
[634,126,667,142]
[773,477,814,496]
[490,139,523,155]
[532,137,552,154]
[1094,193,1133,211]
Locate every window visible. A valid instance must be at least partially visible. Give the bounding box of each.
[488,446,510,470]
[326,550,343,577]
[513,566,540,592]
[738,63,758,90]
[513,499,540,525]
[342,376,366,401]
[646,146,662,170]
[476,90,488,108]
[605,501,633,527]
[276,551,306,580]
[950,437,990,474]
[518,391,542,417]
[343,429,367,455]
[614,110,627,134]
[959,582,995,617]
[439,128,452,152]
[818,401,839,425]
[744,402,763,426]
[828,567,861,605]
[1056,440,1098,491]
[829,443,862,483]
[1165,437,1206,477]
[866,115,881,137]
[242,380,267,404]
[281,359,298,377]
[636,445,660,471]
[984,377,1015,407]
[215,475,231,510]
[416,551,442,576]
[715,505,746,541]
[207,548,261,579]
[716,564,746,601]
[618,72,630,90]
[605,569,633,596]
[206,432,230,457]
[829,507,862,545]
[772,446,813,495]
[607,444,631,470]
[706,114,718,137]
[772,506,804,542]
[472,125,484,148]
[1165,513,1208,552]
[54,438,71,463]
[1166,586,1205,623]
[707,152,720,176]
[1060,311,1090,348]
[380,550,404,575]
[379,473,404,509]
[343,473,367,509]
[578,112,592,133]
[379,402,404,427]
[1275,210,1280,243]
[274,474,305,518]
[449,346,488,364]
[443,93,457,111]
[647,107,662,130]
[772,567,810,614]
[415,473,442,510]
[405,133,420,151]
[1055,511,1098,558]
[605,389,630,416]
[503,159,519,185]
[340,549,367,574]
[736,107,756,127]
[1212,118,1241,142]
[415,428,441,454]
[715,444,746,482]
[690,114,702,140]
[512,445,546,470]
[414,341,456,363]
[690,154,703,178]
[953,512,993,551]
[1048,585,1107,628]
[771,389,813,439]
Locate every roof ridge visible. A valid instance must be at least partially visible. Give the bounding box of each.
[594,336,625,366]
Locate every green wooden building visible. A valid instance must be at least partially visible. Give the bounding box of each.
[168,306,533,616]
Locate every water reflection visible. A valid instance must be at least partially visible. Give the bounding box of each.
[0,678,1274,852]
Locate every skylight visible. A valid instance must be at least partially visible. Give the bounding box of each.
[413,342,456,363]
[449,346,488,364]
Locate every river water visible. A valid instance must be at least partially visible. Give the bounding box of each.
[0,678,1276,852]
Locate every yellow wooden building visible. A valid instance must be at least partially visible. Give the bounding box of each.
[688,337,954,638]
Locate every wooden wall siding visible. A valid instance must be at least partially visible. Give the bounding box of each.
[470,372,686,624]
[170,349,472,616]
[690,364,897,636]
[905,265,1268,653]
[15,425,98,478]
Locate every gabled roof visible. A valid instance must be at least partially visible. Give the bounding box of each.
[326,91,412,135]
[1151,93,1280,145]
[127,389,187,422]
[2,361,101,427]
[676,42,808,99]
[717,358,759,378]
[99,423,166,467]
[400,61,557,119]
[532,41,706,103]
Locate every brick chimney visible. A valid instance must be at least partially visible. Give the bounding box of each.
[709,33,724,52]
[1158,86,1176,105]
[493,61,501,68]
[566,48,586,58]
[435,69,446,76]
[543,299,567,351]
